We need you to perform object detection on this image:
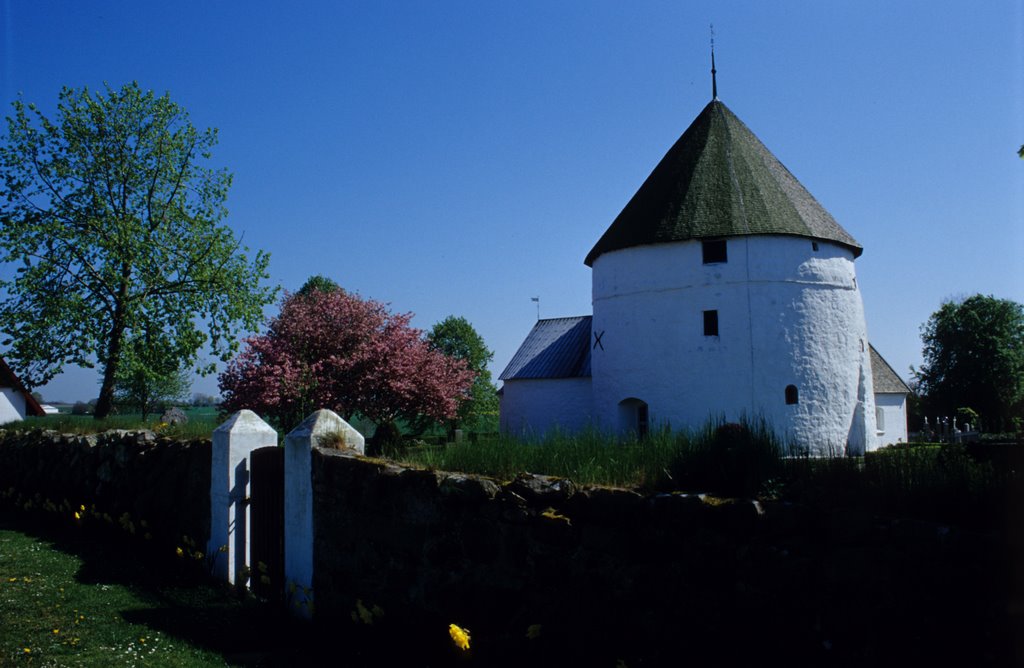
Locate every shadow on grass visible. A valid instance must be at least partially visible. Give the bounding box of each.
[0,511,385,667]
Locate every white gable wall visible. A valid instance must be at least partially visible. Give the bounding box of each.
[500,378,592,437]
[0,388,28,425]
[873,393,908,447]
[590,236,876,455]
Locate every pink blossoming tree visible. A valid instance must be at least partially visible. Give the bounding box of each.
[218,282,474,433]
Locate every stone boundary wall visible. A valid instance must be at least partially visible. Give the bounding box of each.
[312,448,1014,664]
[0,425,1016,663]
[0,429,210,549]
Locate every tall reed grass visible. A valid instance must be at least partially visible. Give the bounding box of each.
[399,426,685,488]
[399,416,787,493]
[399,418,1017,528]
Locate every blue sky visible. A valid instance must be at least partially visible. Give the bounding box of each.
[2,1,1022,403]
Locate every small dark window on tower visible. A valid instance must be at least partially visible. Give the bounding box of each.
[702,239,727,264]
[703,310,719,336]
[637,404,649,438]
[812,242,819,251]
[785,385,799,405]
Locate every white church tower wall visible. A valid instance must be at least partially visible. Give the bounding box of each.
[591,235,876,455]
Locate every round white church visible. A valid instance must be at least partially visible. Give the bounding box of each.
[499,97,910,456]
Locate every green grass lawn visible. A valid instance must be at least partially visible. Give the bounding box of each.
[0,515,470,667]
[1,526,230,665]
[0,516,347,667]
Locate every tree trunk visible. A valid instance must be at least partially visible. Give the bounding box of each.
[94,271,131,419]
[94,335,125,419]
[94,355,121,419]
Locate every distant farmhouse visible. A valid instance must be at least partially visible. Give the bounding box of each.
[499,95,910,455]
[0,356,45,424]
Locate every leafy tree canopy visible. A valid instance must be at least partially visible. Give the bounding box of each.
[113,324,192,420]
[191,392,218,407]
[428,315,493,377]
[914,294,1024,427]
[218,286,474,432]
[296,274,341,297]
[427,315,498,431]
[0,82,276,418]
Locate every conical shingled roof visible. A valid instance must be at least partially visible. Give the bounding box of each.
[584,100,862,266]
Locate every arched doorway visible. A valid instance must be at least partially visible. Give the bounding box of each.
[618,398,649,438]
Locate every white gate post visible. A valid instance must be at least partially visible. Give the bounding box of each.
[209,410,277,585]
[284,409,364,618]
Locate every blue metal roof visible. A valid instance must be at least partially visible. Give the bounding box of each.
[499,316,592,380]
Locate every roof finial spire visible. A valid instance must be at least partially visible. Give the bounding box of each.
[710,23,718,101]
[712,23,720,100]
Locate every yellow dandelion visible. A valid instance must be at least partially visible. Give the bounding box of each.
[23,648,30,654]
[541,507,571,525]
[354,599,373,625]
[80,504,86,511]
[175,547,184,557]
[449,623,471,651]
[74,511,81,520]
[52,629,59,635]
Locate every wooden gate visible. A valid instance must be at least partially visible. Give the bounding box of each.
[249,446,284,602]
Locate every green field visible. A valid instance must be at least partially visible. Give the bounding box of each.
[0,521,255,666]
[13,407,221,440]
